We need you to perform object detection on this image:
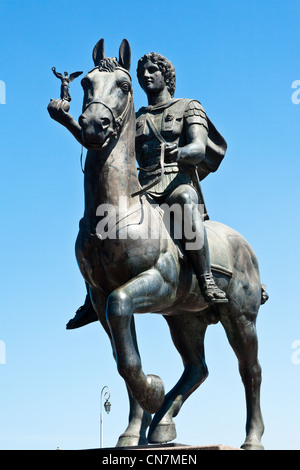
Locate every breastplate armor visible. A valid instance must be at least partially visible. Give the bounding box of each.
[135,99,204,197]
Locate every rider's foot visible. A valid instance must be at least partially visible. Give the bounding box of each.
[66,295,98,329]
[198,272,228,304]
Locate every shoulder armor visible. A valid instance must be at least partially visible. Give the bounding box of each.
[184,100,206,119]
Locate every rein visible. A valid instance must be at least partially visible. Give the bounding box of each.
[80,91,133,173]
[82,92,133,138]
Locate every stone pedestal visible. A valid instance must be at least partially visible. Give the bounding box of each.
[99,442,242,451]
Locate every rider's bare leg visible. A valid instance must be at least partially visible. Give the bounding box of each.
[164,185,227,303]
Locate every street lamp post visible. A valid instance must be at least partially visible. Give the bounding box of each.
[100,386,111,448]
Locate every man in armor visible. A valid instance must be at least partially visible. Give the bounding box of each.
[66,52,227,329]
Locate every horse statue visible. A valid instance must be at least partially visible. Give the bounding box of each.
[47,38,268,450]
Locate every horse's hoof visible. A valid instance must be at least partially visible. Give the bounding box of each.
[241,441,264,450]
[148,420,177,444]
[116,433,140,447]
[139,374,165,415]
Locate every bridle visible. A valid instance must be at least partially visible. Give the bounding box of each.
[80,67,133,172]
[82,94,133,139]
[81,66,133,139]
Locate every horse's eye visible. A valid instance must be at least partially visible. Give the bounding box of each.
[120,81,130,93]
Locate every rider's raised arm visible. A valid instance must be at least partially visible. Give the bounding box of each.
[47,98,84,146]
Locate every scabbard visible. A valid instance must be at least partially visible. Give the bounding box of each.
[190,166,209,221]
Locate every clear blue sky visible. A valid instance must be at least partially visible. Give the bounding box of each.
[1,0,299,450]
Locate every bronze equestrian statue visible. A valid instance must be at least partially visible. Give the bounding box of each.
[48,38,268,450]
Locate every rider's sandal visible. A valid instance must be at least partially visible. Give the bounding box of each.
[198,272,229,304]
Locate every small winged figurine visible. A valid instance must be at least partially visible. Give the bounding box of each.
[52,67,83,102]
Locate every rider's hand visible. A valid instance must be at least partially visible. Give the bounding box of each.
[162,143,179,163]
[47,98,71,124]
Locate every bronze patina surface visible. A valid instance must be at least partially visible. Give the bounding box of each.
[48,39,268,450]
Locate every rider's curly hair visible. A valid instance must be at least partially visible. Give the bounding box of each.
[137,52,176,98]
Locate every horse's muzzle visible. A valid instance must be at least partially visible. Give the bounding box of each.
[79,105,114,149]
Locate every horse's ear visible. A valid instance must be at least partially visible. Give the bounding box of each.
[119,39,131,71]
[93,38,105,66]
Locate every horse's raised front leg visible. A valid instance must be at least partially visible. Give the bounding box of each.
[106,268,174,415]
[116,385,152,447]
[148,314,208,444]
[220,304,264,450]
[90,287,151,447]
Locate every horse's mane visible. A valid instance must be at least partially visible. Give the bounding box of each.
[97,57,120,72]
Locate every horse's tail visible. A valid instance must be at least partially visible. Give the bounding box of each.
[261,284,269,305]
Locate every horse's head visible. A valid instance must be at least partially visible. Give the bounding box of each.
[79,39,132,150]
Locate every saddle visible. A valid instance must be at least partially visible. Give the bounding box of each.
[205,221,233,278]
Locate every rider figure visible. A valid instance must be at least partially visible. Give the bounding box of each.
[66,52,227,329]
